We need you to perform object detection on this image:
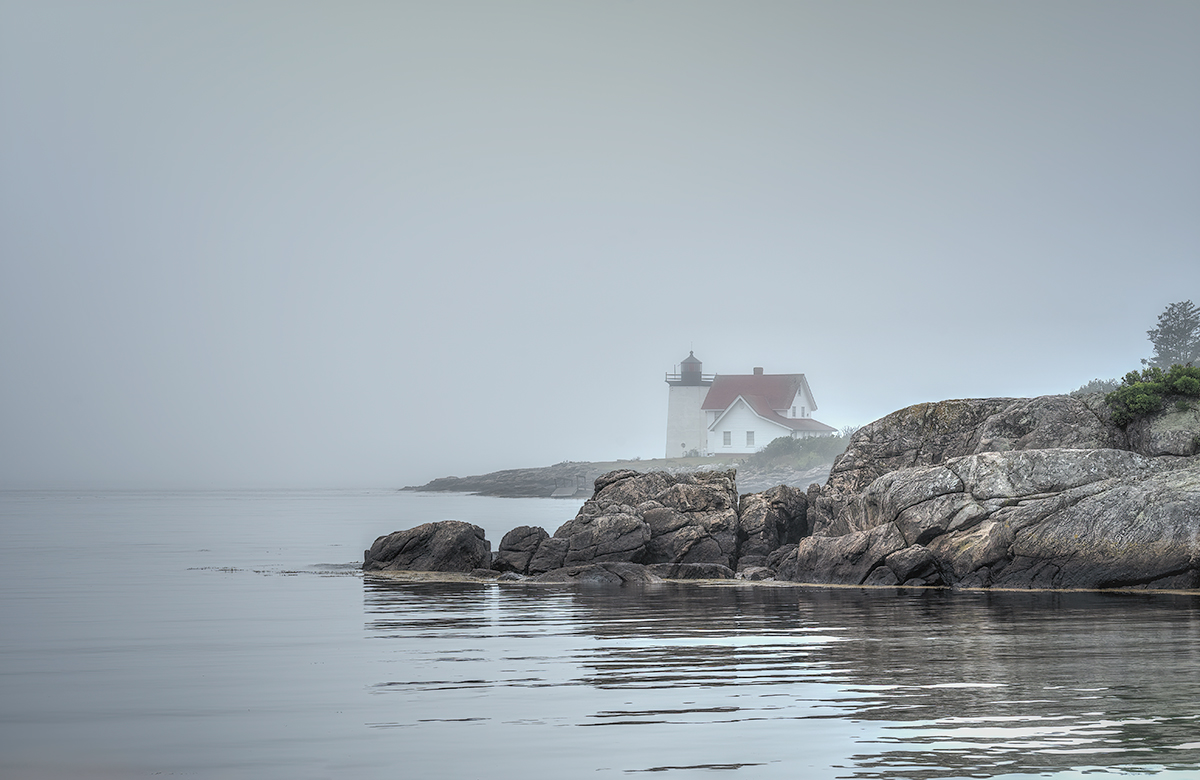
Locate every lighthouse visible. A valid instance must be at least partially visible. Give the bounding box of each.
[664,351,713,458]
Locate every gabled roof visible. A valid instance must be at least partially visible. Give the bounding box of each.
[701,373,817,412]
[708,394,838,435]
[774,416,839,433]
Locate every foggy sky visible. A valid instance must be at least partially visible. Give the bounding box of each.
[2,1,1198,489]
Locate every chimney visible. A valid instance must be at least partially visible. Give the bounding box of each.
[753,367,763,376]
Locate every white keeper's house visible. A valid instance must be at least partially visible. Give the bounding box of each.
[665,351,837,457]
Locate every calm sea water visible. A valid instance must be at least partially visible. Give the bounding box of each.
[2,489,1199,780]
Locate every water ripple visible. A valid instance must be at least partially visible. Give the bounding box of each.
[363,580,1200,777]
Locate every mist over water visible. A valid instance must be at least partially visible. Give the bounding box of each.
[3,2,1199,490]
[2,489,1198,779]
[4,5,1199,778]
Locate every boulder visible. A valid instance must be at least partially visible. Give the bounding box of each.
[950,448,1153,499]
[364,521,491,573]
[792,523,908,585]
[826,398,1018,495]
[926,518,1015,583]
[554,510,652,565]
[492,525,550,574]
[527,537,569,574]
[547,470,741,568]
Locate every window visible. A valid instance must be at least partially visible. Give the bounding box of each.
[723,431,731,446]
[746,431,755,447]
[791,406,796,417]
[801,406,806,417]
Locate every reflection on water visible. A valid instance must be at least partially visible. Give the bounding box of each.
[5,490,1194,778]
[365,580,1200,778]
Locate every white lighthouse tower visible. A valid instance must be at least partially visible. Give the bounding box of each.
[665,351,713,458]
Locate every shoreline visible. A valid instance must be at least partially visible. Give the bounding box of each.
[364,570,1200,597]
[403,456,832,498]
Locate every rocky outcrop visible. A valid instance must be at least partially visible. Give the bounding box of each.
[825,396,1120,496]
[367,469,803,580]
[527,537,569,575]
[789,395,1200,590]
[364,521,491,573]
[516,469,803,579]
[543,470,742,569]
[492,525,549,574]
[366,394,1199,590]
[1124,405,1200,457]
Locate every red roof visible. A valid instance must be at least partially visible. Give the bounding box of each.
[701,373,814,412]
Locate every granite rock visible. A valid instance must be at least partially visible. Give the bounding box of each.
[737,485,808,566]
[364,521,491,573]
[784,394,1200,589]
[549,470,741,568]
[492,525,550,574]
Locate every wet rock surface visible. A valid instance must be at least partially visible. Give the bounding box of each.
[492,525,549,574]
[367,469,803,581]
[549,470,742,569]
[528,562,663,585]
[645,562,736,579]
[364,521,491,573]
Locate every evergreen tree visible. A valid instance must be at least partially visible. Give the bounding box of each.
[1143,300,1200,369]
